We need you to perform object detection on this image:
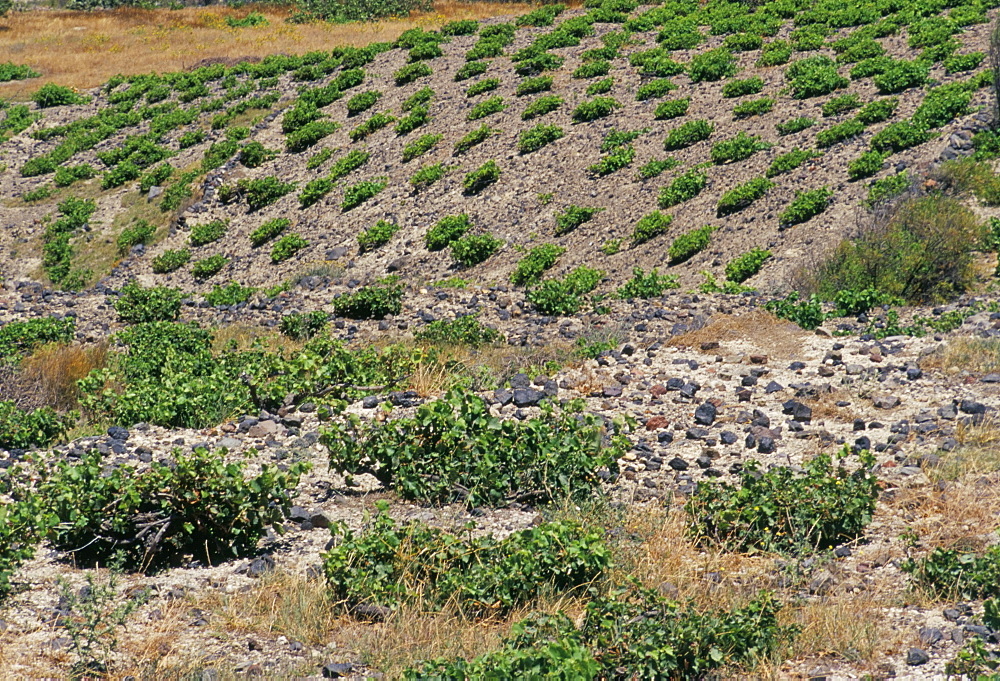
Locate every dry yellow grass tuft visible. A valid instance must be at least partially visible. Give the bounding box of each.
[668,309,808,360]
[0,2,557,96]
[921,337,1000,375]
[20,341,108,410]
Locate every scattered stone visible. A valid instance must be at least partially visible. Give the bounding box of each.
[906,648,930,666]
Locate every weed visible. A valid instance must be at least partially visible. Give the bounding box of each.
[331,277,404,320]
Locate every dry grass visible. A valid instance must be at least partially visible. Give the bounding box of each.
[210,322,303,354]
[668,309,807,361]
[920,336,1000,375]
[0,2,558,96]
[18,341,108,410]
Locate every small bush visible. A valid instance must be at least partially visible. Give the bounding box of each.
[467,95,506,121]
[415,313,503,346]
[663,119,713,150]
[816,118,865,148]
[189,219,227,247]
[53,164,95,188]
[426,214,471,251]
[511,243,564,286]
[637,157,679,180]
[342,178,388,211]
[465,78,500,98]
[0,317,75,360]
[451,233,503,267]
[767,148,819,177]
[822,93,861,117]
[190,254,228,279]
[869,119,933,153]
[717,177,775,217]
[573,60,610,79]
[349,112,395,142]
[776,117,815,136]
[686,448,878,555]
[733,97,775,118]
[588,145,635,176]
[847,150,887,181]
[725,248,771,283]
[32,83,86,108]
[151,249,190,274]
[394,62,432,86]
[721,76,764,98]
[279,311,328,340]
[453,124,496,155]
[631,210,672,246]
[237,176,296,212]
[249,218,290,247]
[779,187,833,227]
[286,120,338,153]
[758,40,792,67]
[872,59,929,94]
[902,547,1000,599]
[688,48,737,83]
[913,83,973,129]
[462,160,501,195]
[944,52,985,74]
[555,205,603,236]
[658,167,708,209]
[668,224,714,264]
[855,97,898,125]
[867,171,912,205]
[346,90,381,117]
[711,132,769,164]
[0,62,39,82]
[270,234,308,264]
[786,56,848,99]
[204,281,256,307]
[116,220,156,255]
[522,95,564,121]
[403,132,442,162]
[357,220,399,254]
[114,281,183,324]
[402,86,434,112]
[635,78,676,101]
[516,76,553,97]
[0,401,75,450]
[331,277,404,320]
[653,98,690,120]
[518,124,564,154]
[615,267,679,299]
[571,96,621,123]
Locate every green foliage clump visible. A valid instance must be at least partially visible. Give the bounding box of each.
[726,248,771,283]
[637,157,679,180]
[526,266,604,316]
[522,94,564,121]
[189,219,227,247]
[913,82,973,129]
[230,176,296,212]
[204,281,256,307]
[403,132,442,162]
[721,76,764,98]
[855,97,898,125]
[554,205,603,236]
[453,124,496,155]
[686,449,878,555]
[342,178,388,211]
[465,78,500,98]
[32,83,87,108]
[571,96,621,123]
[588,145,635,176]
[767,148,820,177]
[654,98,690,120]
[776,117,815,136]
[0,62,39,82]
[270,234,308,264]
[816,118,865,148]
[0,492,44,597]
[711,132,769,164]
[323,389,626,506]
[451,233,503,267]
[409,162,448,192]
[0,316,75,360]
[511,243,564,286]
[663,119,713,150]
[357,220,399,254]
[415,314,504,347]
[324,506,609,617]
[631,210,672,246]
[658,167,707,209]
[866,171,911,205]
[190,254,228,279]
[426,214,471,251]
[394,62,432,86]
[279,311,328,341]
[462,160,500,195]
[847,150,887,181]
[36,447,307,570]
[114,282,182,324]
[331,277,404,320]
[249,218,290,248]
[902,546,1000,599]
[733,97,775,118]
[821,93,861,117]
[286,120,339,153]
[455,60,488,82]
[872,59,929,94]
[518,123,564,154]
[779,187,833,227]
[349,112,395,142]
[573,60,610,80]
[615,268,679,299]
[668,224,714,265]
[53,164,95,188]
[786,56,848,99]
[944,52,985,74]
[516,76,553,96]
[868,119,933,153]
[635,78,676,101]
[717,177,775,217]
[687,48,737,83]
[151,249,190,274]
[116,219,156,255]
[0,401,75,449]
[758,40,792,67]
[467,95,506,121]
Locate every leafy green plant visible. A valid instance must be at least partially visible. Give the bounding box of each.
[426,214,471,251]
[32,82,87,108]
[654,98,690,120]
[279,311,328,341]
[903,544,1000,600]
[54,164,95,187]
[0,62,39,82]
[116,219,156,255]
[855,97,898,125]
[658,167,707,209]
[331,277,404,320]
[668,224,714,265]
[403,132,442,162]
[342,178,388,211]
[323,389,627,506]
[663,119,713,150]
[615,267,679,299]
[518,123,564,154]
[270,234,308,264]
[571,96,621,123]
[711,132,769,164]
[872,59,929,94]
[0,401,76,449]
[869,119,933,153]
[114,281,182,324]
[786,56,849,99]
[451,233,503,267]
[717,177,775,217]
[588,145,634,176]
[822,93,861,117]
[816,118,865,148]
[725,248,771,283]
[415,314,504,346]
[764,291,826,329]
[0,316,75,360]
[637,157,679,180]
[22,184,52,202]
[516,76,553,97]
[394,62,432,86]
[189,219,227,247]
[468,95,506,120]
[776,117,815,136]
[847,150,887,181]
[466,77,500,98]
[555,205,603,236]
[527,266,605,316]
[286,120,339,153]
[462,160,500,195]
[779,187,832,227]
[733,97,775,118]
[522,95,564,121]
[511,243,564,286]
[249,217,290,247]
[635,78,676,101]
[191,254,228,279]
[631,211,672,246]
[151,249,190,274]
[721,76,764,98]
[204,281,256,307]
[409,162,448,192]
[453,124,497,154]
[349,112,395,142]
[688,48,737,82]
[767,148,820,178]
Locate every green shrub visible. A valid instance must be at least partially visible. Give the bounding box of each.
[779,187,833,227]
[204,281,256,306]
[668,224,714,264]
[453,124,496,155]
[588,145,634,176]
[636,157,679,180]
[323,507,609,617]
[394,62,432,86]
[867,170,911,205]
[511,243,564,286]
[847,150,887,181]
[467,95,506,120]
[631,210,672,246]
[721,76,764,98]
[913,83,973,129]
[139,163,173,192]
[410,589,789,679]
[189,219,227,247]
[22,184,52,202]
[600,128,646,152]
[101,162,141,190]
[686,448,878,555]
[776,116,815,136]
[573,60,610,79]
[403,132,442,162]
[279,311,328,341]
[402,87,434,112]
[658,167,708,209]
[323,389,625,506]
[515,2,566,27]
[441,19,478,36]
[151,249,190,274]
[855,97,898,125]
[902,546,1000,599]
[53,164,95,187]
[687,48,737,83]
[415,314,503,346]
[767,148,819,177]
[522,95,564,120]
[518,123,564,154]
[733,97,775,118]
[116,219,156,255]
[408,162,447,192]
[201,139,238,171]
[114,281,183,324]
[725,248,771,283]
[455,60,488,82]
[816,118,865,148]
[327,149,370,182]
[758,40,792,67]
[451,233,503,267]
[869,119,933,153]
[426,214,471,250]
[465,78,500,98]
[821,93,861,117]
[786,56,848,99]
[191,254,228,279]
[717,177,774,217]
[342,178,388,211]
[235,176,296,211]
[393,105,430,136]
[872,59,929,94]
[349,112,395,142]
[516,76,553,97]
[298,177,333,209]
[0,401,75,450]
[32,83,86,108]
[357,220,399,254]
[711,132,769,164]
[0,62,39,82]
[270,234,308,264]
[37,447,307,570]
[653,98,690,120]
[0,316,75,360]
[330,277,404,320]
[571,96,621,123]
[346,90,381,117]
[0,491,44,597]
[462,160,500,195]
[615,267,679,299]
[286,120,339,153]
[816,194,984,303]
[663,119,713,150]
[635,78,676,101]
[249,218,290,247]
[554,205,603,236]
[944,52,985,74]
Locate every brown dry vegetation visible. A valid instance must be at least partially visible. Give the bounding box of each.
[0,2,563,97]
[667,309,808,361]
